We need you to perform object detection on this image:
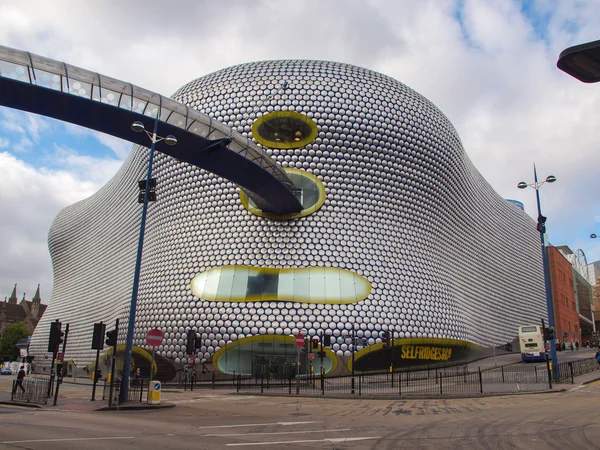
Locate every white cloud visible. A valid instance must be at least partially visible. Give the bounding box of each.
[93,134,132,159]
[62,122,132,159]
[0,151,122,301]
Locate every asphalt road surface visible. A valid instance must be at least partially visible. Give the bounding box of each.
[1,379,599,449]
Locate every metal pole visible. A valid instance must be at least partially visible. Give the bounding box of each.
[351,326,356,394]
[91,348,100,401]
[150,347,155,384]
[120,111,160,404]
[296,345,300,395]
[534,165,559,381]
[108,318,119,408]
[320,331,324,378]
[390,330,394,387]
[541,318,553,389]
[47,351,56,398]
[53,323,69,406]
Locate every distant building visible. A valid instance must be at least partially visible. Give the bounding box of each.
[585,260,600,335]
[0,284,47,338]
[505,199,525,211]
[552,246,595,345]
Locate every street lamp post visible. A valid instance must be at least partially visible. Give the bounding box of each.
[119,108,177,404]
[517,166,558,381]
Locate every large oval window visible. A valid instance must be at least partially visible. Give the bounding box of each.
[240,168,326,220]
[252,111,318,149]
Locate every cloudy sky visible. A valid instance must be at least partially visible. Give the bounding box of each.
[1,0,600,303]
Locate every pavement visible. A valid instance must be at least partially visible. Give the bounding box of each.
[1,351,598,412]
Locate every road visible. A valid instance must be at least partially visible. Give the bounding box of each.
[1,378,599,449]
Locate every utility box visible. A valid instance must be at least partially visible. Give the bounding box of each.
[147,380,161,405]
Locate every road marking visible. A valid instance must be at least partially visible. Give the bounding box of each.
[569,379,600,392]
[203,428,350,437]
[226,436,380,446]
[198,421,319,429]
[1,436,135,444]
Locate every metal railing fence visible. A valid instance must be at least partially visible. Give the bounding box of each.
[111,378,146,404]
[557,358,599,383]
[232,364,554,397]
[11,375,51,404]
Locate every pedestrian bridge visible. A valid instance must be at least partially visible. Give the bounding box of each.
[0,45,303,214]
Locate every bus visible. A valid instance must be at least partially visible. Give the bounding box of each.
[518,325,546,362]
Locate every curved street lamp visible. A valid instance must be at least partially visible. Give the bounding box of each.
[557,39,600,83]
[120,114,177,404]
[517,166,558,383]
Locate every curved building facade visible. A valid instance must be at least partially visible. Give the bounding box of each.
[30,60,546,376]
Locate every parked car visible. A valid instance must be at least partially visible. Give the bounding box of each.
[0,367,12,375]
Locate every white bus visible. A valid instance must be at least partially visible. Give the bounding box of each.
[518,325,546,362]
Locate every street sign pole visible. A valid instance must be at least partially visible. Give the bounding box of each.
[145,328,164,387]
[150,347,155,384]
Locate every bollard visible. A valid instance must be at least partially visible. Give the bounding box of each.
[261,375,264,394]
[502,366,505,383]
[212,372,216,390]
[478,367,483,394]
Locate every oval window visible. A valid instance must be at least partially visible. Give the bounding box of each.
[240,168,326,220]
[252,111,318,149]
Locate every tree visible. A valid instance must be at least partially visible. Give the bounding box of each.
[0,322,30,363]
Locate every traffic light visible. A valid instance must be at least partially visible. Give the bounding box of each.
[312,338,319,350]
[543,327,556,341]
[92,322,106,350]
[195,334,202,352]
[48,320,63,353]
[138,178,157,203]
[382,331,390,348]
[186,330,196,355]
[537,214,547,233]
[323,335,331,346]
[105,329,117,347]
[593,331,599,339]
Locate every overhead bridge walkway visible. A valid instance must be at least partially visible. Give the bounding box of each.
[0,45,303,214]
